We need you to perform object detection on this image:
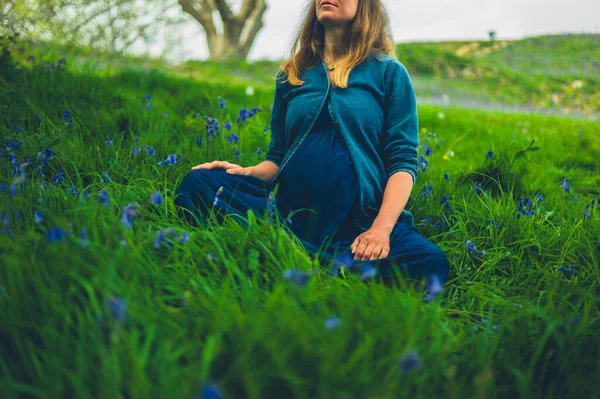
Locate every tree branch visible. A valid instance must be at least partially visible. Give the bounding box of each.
[213,0,234,22]
[239,0,266,51]
[178,0,217,37]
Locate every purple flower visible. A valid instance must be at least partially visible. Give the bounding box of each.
[151,191,163,206]
[283,269,312,288]
[398,350,421,374]
[561,178,571,194]
[121,203,140,229]
[324,316,342,329]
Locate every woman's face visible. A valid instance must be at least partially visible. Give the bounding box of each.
[315,0,359,27]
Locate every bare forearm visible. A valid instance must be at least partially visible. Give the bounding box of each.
[249,161,280,182]
[370,171,414,234]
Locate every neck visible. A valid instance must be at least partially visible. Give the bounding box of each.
[323,25,349,63]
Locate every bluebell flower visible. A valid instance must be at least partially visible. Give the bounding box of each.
[217,96,227,109]
[474,182,483,195]
[424,147,433,156]
[197,137,203,147]
[224,122,232,130]
[151,191,163,206]
[534,193,544,203]
[443,172,450,181]
[227,132,240,145]
[232,148,240,160]
[331,253,355,276]
[132,145,141,156]
[154,230,167,249]
[263,126,271,137]
[194,112,201,118]
[6,140,23,151]
[561,178,571,194]
[485,150,494,160]
[101,172,111,184]
[422,217,432,224]
[572,195,579,202]
[324,316,342,329]
[13,210,21,219]
[161,113,168,118]
[53,171,65,185]
[424,274,443,303]
[466,239,477,252]
[9,184,17,198]
[440,195,451,210]
[556,264,577,279]
[517,197,534,218]
[105,137,113,146]
[196,383,223,399]
[422,184,433,198]
[121,203,139,229]
[48,227,68,242]
[98,190,109,206]
[283,269,312,288]
[83,189,91,199]
[63,110,72,121]
[69,186,78,196]
[419,155,429,172]
[146,103,154,110]
[213,186,224,206]
[107,296,128,322]
[178,232,190,245]
[255,147,261,155]
[236,108,251,123]
[487,218,499,228]
[204,116,220,138]
[359,263,377,280]
[583,209,591,219]
[158,154,178,166]
[398,350,421,374]
[143,95,152,102]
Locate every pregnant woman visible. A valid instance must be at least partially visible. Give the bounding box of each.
[174,0,450,292]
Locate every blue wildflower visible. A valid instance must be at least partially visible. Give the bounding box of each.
[101,172,111,184]
[69,186,78,196]
[217,96,227,109]
[178,232,190,245]
[474,181,483,195]
[83,189,91,199]
[561,178,571,194]
[422,184,433,198]
[107,296,128,322]
[324,316,342,329]
[424,274,443,303]
[79,226,90,247]
[151,191,163,206]
[204,116,220,138]
[255,147,261,155]
[213,186,224,207]
[143,95,152,102]
[197,137,203,147]
[517,197,535,218]
[146,103,154,110]
[556,264,578,279]
[63,110,72,121]
[98,190,109,206]
[534,193,544,203]
[158,154,178,166]
[424,147,433,156]
[283,269,312,288]
[48,227,68,242]
[227,132,240,145]
[236,108,251,123]
[224,122,232,130]
[466,240,477,252]
[443,172,450,181]
[121,203,139,229]
[398,350,421,374]
[232,148,240,160]
[331,253,355,276]
[161,113,168,118]
[419,155,429,172]
[105,137,113,146]
[572,195,579,202]
[53,171,65,185]
[583,209,591,219]
[487,218,499,228]
[196,383,223,399]
[359,263,377,280]
[485,150,494,160]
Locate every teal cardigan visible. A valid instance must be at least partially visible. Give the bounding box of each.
[266,52,419,231]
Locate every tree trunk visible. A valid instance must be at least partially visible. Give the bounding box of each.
[178,0,267,61]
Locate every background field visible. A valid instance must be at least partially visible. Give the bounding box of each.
[1,34,599,398]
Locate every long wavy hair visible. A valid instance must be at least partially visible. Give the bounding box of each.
[275,0,397,89]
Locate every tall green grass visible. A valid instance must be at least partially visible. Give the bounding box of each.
[0,40,599,398]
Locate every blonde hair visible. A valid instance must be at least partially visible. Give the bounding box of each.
[276,0,397,88]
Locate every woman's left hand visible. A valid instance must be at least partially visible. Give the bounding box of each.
[350,227,391,261]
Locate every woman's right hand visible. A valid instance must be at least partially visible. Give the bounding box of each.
[192,160,242,171]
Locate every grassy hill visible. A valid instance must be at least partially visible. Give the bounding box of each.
[1,36,600,398]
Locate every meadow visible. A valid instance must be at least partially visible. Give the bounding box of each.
[1,37,599,398]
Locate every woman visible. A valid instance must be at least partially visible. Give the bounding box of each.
[174,0,449,292]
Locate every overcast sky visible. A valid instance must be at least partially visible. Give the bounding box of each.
[137,0,600,63]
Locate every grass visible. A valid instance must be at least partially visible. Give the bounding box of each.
[1,38,600,398]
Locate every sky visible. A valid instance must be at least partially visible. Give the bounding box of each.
[133,0,600,64]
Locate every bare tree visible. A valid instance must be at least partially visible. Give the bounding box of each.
[178,0,267,60]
